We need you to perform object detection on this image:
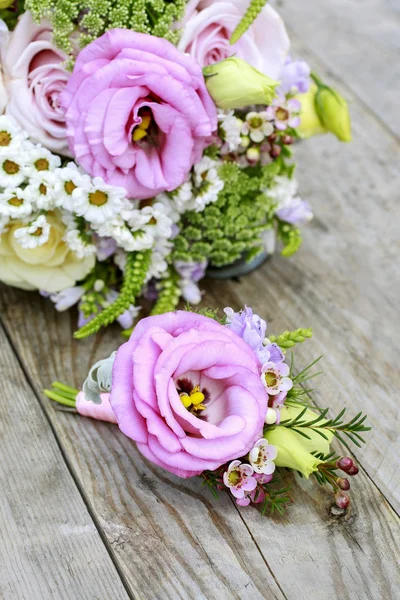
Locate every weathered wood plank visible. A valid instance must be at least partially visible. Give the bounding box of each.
[276,0,400,138]
[0,289,286,600]
[0,323,130,600]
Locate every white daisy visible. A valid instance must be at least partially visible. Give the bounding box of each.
[0,214,10,234]
[140,202,173,239]
[23,146,61,179]
[168,181,194,214]
[155,192,181,223]
[64,229,96,259]
[0,153,26,188]
[14,215,50,248]
[53,162,92,211]
[147,237,174,281]
[25,172,57,210]
[72,177,126,225]
[0,188,32,219]
[0,116,28,154]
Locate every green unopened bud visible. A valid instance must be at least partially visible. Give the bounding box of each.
[266,405,334,478]
[0,0,14,8]
[313,78,352,142]
[204,57,278,110]
[296,84,328,139]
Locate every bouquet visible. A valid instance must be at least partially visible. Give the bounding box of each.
[45,306,370,514]
[0,0,351,338]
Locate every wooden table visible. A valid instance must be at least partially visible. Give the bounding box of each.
[1,1,399,598]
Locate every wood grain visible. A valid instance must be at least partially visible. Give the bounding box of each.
[275,0,400,138]
[0,323,130,600]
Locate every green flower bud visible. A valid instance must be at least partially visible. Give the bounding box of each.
[296,84,328,139]
[314,82,352,142]
[204,57,278,110]
[266,405,334,478]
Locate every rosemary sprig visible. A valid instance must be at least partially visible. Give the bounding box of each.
[261,485,291,516]
[280,407,371,447]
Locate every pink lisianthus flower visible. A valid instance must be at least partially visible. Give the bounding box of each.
[110,311,268,478]
[61,30,217,200]
[0,12,70,155]
[223,460,257,506]
[178,0,290,79]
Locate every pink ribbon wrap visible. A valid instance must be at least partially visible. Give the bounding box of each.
[76,391,118,424]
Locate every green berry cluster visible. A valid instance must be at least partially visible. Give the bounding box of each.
[150,270,181,316]
[26,0,186,62]
[74,250,151,339]
[172,161,280,268]
[277,221,303,257]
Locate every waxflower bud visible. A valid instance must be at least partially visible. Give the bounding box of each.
[269,145,281,159]
[204,57,278,110]
[335,491,350,509]
[336,457,353,471]
[314,84,352,142]
[246,147,260,164]
[266,405,334,478]
[347,465,359,476]
[0,0,14,7]
[336,477,350,491]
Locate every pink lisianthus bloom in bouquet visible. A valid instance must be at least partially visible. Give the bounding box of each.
[0,12,70,155]
[178,0,290,78]
[46,306,370,514]
[60,30,217,200]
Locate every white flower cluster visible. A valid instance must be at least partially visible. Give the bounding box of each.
[0,116,175,260]
[157,155,224,219]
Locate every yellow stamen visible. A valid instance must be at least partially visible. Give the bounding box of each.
[140,115,152,130]
[190,391,205,406]
[180,393,192,408]
[133,128,148,142]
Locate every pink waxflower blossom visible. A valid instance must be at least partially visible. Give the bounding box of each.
[261,361,293,396]
[179,0,290,80]
[110,311,268,478]
[249,438,277,474]
[223,460,257,506]
[61,30,217,200]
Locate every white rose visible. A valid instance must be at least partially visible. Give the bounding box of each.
[0,214,94,292]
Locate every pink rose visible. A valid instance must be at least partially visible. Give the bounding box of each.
[61,30,217,200]
[0,12,70,155]
[178,0,290,79]
[110,312,267,478]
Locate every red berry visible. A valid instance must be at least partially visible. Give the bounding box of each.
[347,465,359,476]
[270,145,281,159]
[336,457,354,471]
[337,477,350,491]
[335,491,350,509]
[282,135,293,145]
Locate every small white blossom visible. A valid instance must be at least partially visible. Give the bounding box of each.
[72,177,126,225]
[0,214,10,234]
[168,181,194,214]
[190,157,224,212]
[23,146,61,178]
[25,172,57,210]
[53,163,92,211]
[14,215,50,248]
[241,111,274,143]
[0,188,32,218]
[64,229,97,259]
[268,175,298,206]
[0,116,28,154]
[218,110,242,151]
[0,153,26,187]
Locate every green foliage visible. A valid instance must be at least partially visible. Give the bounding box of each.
[172,161,279,267]
[277,221,303,257]
[26,0,186,60]
[74,250,151,339]
[0,1,26,29]
[269,328,313,350]
[280,407,371,448]
[230,0,268,45]
[150,270,181,316]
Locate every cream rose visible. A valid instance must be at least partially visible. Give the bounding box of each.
[0,12,70,155]
[0,214,94,292]
[178,0,290,79]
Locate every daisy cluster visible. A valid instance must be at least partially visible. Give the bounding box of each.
[0,116,175,276]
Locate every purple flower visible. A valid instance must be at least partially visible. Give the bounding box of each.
[110,311,268,478]
[48,286,85,311]
[278,56,311,96]
[224,306,270,364]
[61,30,217,200]
[276,197,313,224]
[94,236,118,261]
[175,260,208,305]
